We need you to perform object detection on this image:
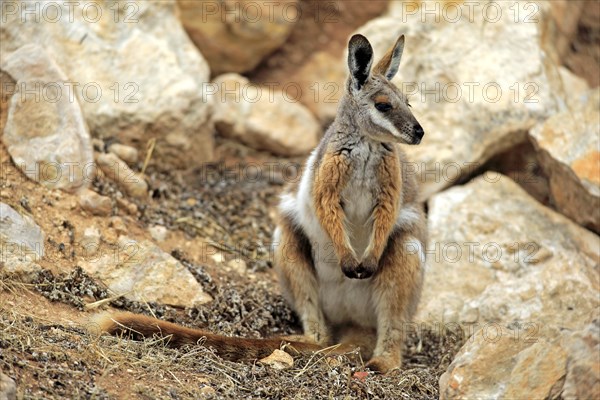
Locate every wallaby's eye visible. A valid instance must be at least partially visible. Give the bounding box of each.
[375,102,392,112]
[407,102,412,108]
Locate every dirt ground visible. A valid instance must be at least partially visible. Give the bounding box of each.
[0,138,465,399]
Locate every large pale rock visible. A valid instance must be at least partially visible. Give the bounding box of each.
[1,0,214,169]
[0,202,44,282]
[310,2,583,199]
[429,176,600,399]
[439,317,600,399]
[80,236,211,307]
[530,89,600,233]
[177,0,297,75]
[419,175,600,334]
[0,45,93,191]
[439,327,567,400]
[562,320,600,399]
[210,74,320,156]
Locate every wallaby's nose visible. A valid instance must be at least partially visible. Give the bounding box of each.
[413,124,424,141]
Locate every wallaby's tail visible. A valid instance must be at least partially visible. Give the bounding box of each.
[89,311,323,361]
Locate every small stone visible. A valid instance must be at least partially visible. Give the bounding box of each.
[109,217,127,235]
[91,138,105,152]
[79,189,112,216]
[198,386,216,399]
[79,227,101,258]
[148,225,168,242]
[259,349,294,370]
[0,372,17,400]
[115,197,138,215]
[95,152,148,199]
[103,228,118,245]
[227,259,247,274]
[108,143,139,166]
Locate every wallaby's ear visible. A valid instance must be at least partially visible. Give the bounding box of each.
[373,35,405,81]
[348,34,374,91]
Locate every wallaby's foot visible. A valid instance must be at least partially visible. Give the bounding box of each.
[365,355,401,374]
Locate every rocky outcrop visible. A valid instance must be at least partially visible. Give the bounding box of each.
[423,174,599,399]
[367,4,587,199]
[439,327,567,400]
[419,175,599,330]
[0,45,93,191]
[210,73,320,156]
[80,236,212,307]
[0,202,44,282]
[0,0,214,169]
[439,319,600,400]
[177,0,297,75]
[530,89,600,233]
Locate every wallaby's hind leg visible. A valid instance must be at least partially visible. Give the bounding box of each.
[274,217,330,345]
[335,325,377,361]
[367,230,424,373]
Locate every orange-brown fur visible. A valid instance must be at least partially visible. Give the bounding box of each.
[91,312,323,361]
[313,151,356,264]
[364,152,402,266]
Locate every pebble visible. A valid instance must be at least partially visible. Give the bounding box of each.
[79,189,112,216]
[148,225,168,242]
[259,349,294,370]
[95,152,148,199]
[227,259,247,274]
[108,217,127,235]
[79,227,101,257]
[108,143,139,166]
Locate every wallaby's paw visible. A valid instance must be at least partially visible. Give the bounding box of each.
[365,356,401,374]
[340,254,361,279]
[357,254,379,278]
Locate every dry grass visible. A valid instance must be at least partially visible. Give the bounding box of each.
[1,270,464,399]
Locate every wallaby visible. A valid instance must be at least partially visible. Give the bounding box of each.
[91,34,426,374]
[273,33,426,373]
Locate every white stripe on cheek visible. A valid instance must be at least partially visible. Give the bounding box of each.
[368,107,402,138]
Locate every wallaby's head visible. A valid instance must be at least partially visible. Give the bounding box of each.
[346,34,424,145]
